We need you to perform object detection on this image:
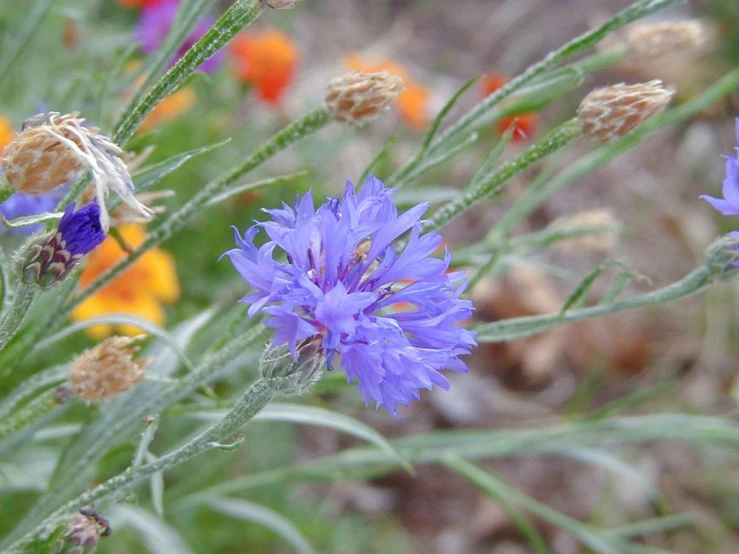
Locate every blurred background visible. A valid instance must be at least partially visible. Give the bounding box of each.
[0,0,737,552]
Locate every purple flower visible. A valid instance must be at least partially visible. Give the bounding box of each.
[700,118,739,216]
[0,188,67,235]
[58,202,107,256]
[137,0,224,74]
[20,203,106,288]
[223,176,477,417]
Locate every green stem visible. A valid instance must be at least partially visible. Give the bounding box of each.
[474,265,712,343]
[113,0,264,145]
[0,388,63,447]
[387,0,685,187]
[428,119,581,232]
[5,378,276,553]
[0,284,39,352]
[1,325,268,547]
[0,366,66,422]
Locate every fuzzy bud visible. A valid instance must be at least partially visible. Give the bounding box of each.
[1,112,152,230]
[325,72,405,126]
[625,20,710,60]
[577,81,674,143]
[260,342,324,396]
[704,233,739,282]
[1,113,87,195]
[68,336,149,402]
[18,202,106,289]
[261,0,299,8]
[60,507,111,554]
[549,210,621,253]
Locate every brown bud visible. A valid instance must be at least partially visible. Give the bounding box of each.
[2,113,87,194]
[625,20,710,60]
[549,210,621,253]
[325,72,405,126]
[69,336,149,402]
[577,81,674,143]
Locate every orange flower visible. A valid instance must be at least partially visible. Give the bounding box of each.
[343,53,430,130]
[0,116,14,155]
[72,224,180,339]
[229,30,298,105]
[480,71,538,142]
[139,87,196,132]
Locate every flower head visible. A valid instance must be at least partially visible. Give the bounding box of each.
[1,112,153,230]
[69,335,149,402]
[71,224,179,339]
[138,0,223,74]
[224,177,476,417]
[19,202,107,288]
[577,81,674,143]
[325,72,405,126]
[700,118,739,216]
[480,71,538,142]
[344,53,430,130]
[229,30,299,105]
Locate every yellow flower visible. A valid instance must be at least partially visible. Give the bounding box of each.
[139,87,196,133]
[343,53,430,130]
[72,224,179,339]
[0,115,15,155]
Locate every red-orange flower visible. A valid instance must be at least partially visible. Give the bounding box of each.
[117,0,166,9]
[344,53,430,131]
[229,30,299,105]
[480,71,538,142]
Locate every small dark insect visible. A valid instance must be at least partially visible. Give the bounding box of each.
[79,506,112,538]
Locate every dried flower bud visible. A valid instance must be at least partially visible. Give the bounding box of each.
[261,0,299,8]
[62,507,111,553]
[325,72,405,126]
[1,112,153,230]
[19,202,106,288]
[577,81,674,143]
[69,336,149,402]
[625,20,710,60]
[549,210,621,253]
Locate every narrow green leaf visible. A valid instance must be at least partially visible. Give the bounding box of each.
[358,134,398,186]
[109,505,194,554]
[210,498,316,554]
[443,456,620,554]
[4,212,63,229]
[206,170,311,207]
[133,139,231,192]
[600,271,637,305]
[421,76,480,151]
[560,259,628,314]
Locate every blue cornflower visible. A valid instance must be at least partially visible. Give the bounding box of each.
[700,118,739,216]
[224,176,476,417]
[0,188,66,235]
[20,202,106,288]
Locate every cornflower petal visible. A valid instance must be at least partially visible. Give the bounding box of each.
[224,176,476,416]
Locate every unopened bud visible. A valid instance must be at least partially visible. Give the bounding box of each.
[61,507,111,553]
[549,210,621,253]
[625,20,710,60]
[19,202,106,289]
[705,233,739,281]
[261,0,299,8]
[261,341,324,395]
[69,336,149,402]
[577,80,674,143]
[326,72,405,126]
